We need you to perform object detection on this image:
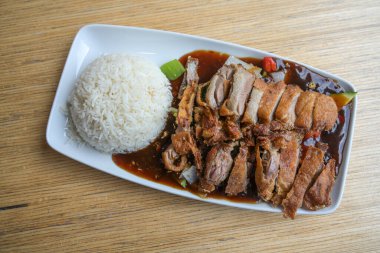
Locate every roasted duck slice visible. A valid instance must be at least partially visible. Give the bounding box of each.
[225,145,250,196]
[282,145,326,219]
[275,85,302,128]
[171,78,202,171]
[176,81,197,132]
[312,94,338,131]
[220,65,255,117]
[257,81,287,124]
[255,137,282,201]
[162,145,188,172]
[303,159,336,210]
[199,142,234,193]
[205,65,235,109]
[164,57,202,173]
[178,57,199,99]
[294,91,318,130]
[242,78,268,125]
[271,132,302,206]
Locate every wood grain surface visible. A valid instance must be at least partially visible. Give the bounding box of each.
[1,0,380,252]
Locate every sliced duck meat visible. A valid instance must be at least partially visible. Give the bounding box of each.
[165,57,203,173]
[178,57,199,99]
[242,78,268,125]
[255,137,282,201]
[225,145,250,196]
[172,77,202,168]
[257,81,287,124]
[205,65,235,109]
[303,159,336,210]
[275,85,303,128]
[220,65,255,117]
[199,142,234,193]
[271,132,302,206]
[176,81,197,132]
[282,145,326,219]
[312,94,338,131]
[294,91,318,130]
[162,145,188,172]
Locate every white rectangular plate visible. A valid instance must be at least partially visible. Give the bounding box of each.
[47,24,357,215]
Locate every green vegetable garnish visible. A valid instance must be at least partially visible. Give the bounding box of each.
[330,92,357,109]
[180,178,187,188]
[160,59,185,80]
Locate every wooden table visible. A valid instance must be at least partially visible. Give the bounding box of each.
[1,0,379,252]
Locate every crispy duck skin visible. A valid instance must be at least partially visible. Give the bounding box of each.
[294,91,318,130]
[282,145,326,219]
[178,57,199,99]
[220,65,255,117]
[303,159,336,210]
[225,145,250,196]
[275,85,302,127]
[257,81,287,124]
[199,142,234,193]
[255,137,281,201]
[201,107,226,145]
[312,94,338,131]
[205,65,235,109]
[162,145,188,172]
[241,126,255,147]
[224,118,242,140]
[171,131,196,155]
[242,78,268,125]
[271,132,301,206]
[176,81,197,132]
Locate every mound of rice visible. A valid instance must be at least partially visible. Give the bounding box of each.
[68,54,172,153]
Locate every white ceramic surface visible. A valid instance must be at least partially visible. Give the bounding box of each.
[46,24,357,215]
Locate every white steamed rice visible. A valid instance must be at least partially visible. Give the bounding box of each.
[68,54,172,153]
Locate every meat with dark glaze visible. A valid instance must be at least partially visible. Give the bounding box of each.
[275,85,302,128]
[220,65,255,117]
[271,132,302,206]
[312,94,338,131]
[225,145,250,196]
[303,159,336,210]
[294,91,318,130]
[257,81,287,124]
[199,142,234,193]
[282,145,326,219]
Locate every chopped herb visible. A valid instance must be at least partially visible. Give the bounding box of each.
[160,59,185,80]
[180,178,187,188]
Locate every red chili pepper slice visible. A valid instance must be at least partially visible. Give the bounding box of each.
[262,57,277,72]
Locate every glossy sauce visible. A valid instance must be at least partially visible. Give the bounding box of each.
[113,50,351,201]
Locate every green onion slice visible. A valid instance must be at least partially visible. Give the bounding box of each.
[160,59,185,80]
[180,178,187,188]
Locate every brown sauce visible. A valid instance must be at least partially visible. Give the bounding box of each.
[113,50,351,202]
